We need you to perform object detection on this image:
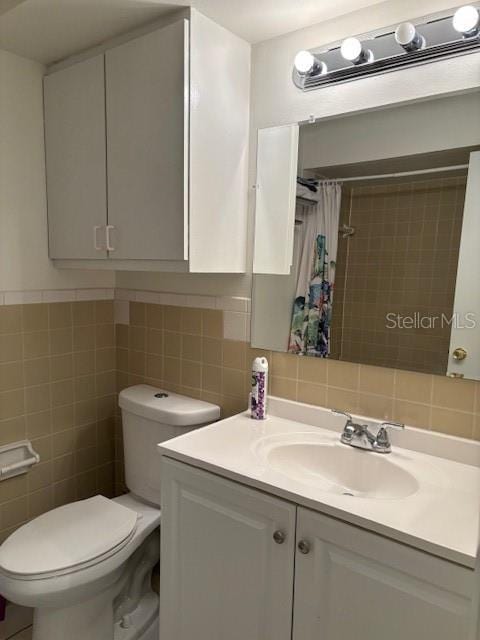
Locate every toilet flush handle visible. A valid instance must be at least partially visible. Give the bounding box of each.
[120,615,132,629]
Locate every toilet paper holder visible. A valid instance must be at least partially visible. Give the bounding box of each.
[0,440,40,481]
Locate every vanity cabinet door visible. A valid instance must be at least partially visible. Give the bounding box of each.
[160,458,296,640]
[293,507,473,640]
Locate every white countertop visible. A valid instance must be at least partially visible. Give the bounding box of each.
[158,397,480,568]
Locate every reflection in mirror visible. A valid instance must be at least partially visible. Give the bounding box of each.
[252,92,480,380]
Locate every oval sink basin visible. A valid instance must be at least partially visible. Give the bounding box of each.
[264,442,419,499]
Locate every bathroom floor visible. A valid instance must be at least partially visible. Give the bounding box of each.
[7,623,161,640]
[8,629,31,640]
[0,602,33,640]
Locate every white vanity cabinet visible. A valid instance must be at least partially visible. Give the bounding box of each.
[160,459,296,640]
[161,459,474,640]
[294,507,472,640]
[44,10,250,272]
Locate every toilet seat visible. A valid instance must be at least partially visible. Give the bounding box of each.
[0,496,138,580]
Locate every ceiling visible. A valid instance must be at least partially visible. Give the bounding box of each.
[0,0,386,65]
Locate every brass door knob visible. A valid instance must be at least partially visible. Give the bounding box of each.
[452,348,467,361]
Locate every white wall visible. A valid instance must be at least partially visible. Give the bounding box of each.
[251,0,473,129]
[2,1,474,298]
[300,92,480,170]
[117,270,252,297]
[119,0,476,299]
[0,48,114,293]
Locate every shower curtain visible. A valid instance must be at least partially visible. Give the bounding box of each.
[288,182,341,357]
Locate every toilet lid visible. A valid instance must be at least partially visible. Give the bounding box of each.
[0,496,138,578]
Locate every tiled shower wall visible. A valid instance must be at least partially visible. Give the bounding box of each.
[0,300,116,542]
[331,176,466,374]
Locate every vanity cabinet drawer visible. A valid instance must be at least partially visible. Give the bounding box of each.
[293,506,473,640]
[160,458,296,640]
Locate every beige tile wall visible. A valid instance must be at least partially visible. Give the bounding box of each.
[2,298,474,524]
[114,301,479,494]
[268,351,480,441]
[332,176,466,375]
[115,302,254,493]
[0,301,116,541]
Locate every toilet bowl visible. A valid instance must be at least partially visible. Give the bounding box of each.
[0,386,220,640]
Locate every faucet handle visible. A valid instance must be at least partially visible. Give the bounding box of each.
[376,421,405,450]
[331,409,353,422]
[332,409,357,442]
[379,421,405,431]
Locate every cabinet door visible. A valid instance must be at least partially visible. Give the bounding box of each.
[253,124,299,275]
[188,9,250,273]
[448,150,480,380]
[44,55,107,259]
[160,459,296,640]
[105,20,188,260]
[294,507,473,640]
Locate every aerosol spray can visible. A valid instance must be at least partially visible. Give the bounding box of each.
[250,357,268,420]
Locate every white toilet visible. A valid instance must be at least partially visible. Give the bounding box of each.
[0,385,220,640]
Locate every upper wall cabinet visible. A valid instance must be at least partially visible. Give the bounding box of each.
[44,10,250,272]
[105,20,188,262]
[44,55,108,260]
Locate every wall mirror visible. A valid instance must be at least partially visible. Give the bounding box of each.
[252,91,480,380]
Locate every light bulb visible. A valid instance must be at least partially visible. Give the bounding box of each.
[294,50,315,74]
[453,5,480,36]
[293,50,327,76]
[395,22,425,51]
[340,37,373,64]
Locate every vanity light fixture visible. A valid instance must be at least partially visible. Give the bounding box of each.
[453,5,480,36]
[340,37,373,64]
[293,4,480,91]
[294,50,314,74]
[293,50,327,76]
[395,22,426,52]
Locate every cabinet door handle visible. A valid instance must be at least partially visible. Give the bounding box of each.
[297,539,311,554]
[273,530,286,544]
[94,226,105,251]
[106,225,116,252]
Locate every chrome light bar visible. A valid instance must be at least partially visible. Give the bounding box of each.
[293,5,480,90]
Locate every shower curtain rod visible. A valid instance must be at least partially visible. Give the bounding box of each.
[317,163,469,183]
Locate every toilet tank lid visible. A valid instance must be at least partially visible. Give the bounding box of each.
[119,385,220,426]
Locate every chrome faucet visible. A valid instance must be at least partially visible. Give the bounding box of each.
[332,410,404,454]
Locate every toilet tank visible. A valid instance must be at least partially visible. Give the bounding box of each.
[118,385,220,506]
